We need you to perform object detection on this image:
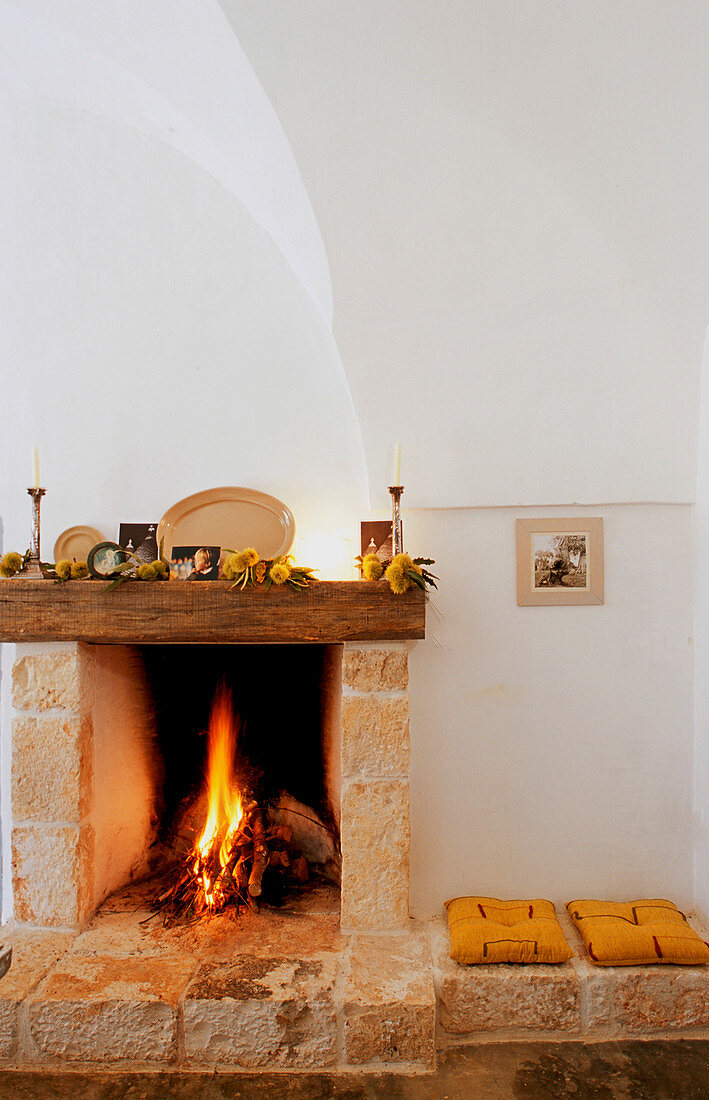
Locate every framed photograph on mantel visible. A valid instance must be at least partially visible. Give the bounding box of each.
[516,518,604,606]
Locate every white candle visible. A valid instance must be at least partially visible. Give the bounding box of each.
[32,445,40,488]
[393,441,402,486]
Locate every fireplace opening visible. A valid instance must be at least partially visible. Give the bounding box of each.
[141,645,341,840]
[89,643,342,920]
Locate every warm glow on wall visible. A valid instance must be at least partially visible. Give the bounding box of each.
[295,535,354,581]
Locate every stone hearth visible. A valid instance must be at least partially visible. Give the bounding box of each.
[0,879,436,1070]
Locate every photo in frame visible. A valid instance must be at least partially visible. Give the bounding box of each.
[516,518,604,606]
[170,545,221,581]
[118,523,159,562]
[360,520,396,563]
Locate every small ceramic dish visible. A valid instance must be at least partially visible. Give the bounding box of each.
[54,525,103,563]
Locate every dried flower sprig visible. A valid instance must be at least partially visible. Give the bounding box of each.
[387,553,437,594]
[0,552,24,578]
[357,551,437,595]
[223,549,316,591]
[356,553,384,581]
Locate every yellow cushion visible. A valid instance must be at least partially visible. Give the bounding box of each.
[445,896,573,965]
[567,899,709,966]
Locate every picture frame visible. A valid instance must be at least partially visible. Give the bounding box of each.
[360,520,395,563]
[118,523,159,563]
[169,545,221,581]
[516,518,604,606]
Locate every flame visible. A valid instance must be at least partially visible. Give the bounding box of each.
[192,684,244,909]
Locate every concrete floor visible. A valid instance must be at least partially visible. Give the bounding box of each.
[0,1042,707,1100]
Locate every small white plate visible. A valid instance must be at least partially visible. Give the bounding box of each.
[157,487,295,561]
[54,525,104,562]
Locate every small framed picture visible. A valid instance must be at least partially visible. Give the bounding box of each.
[516,518,604,606]
[360,520,395,563]
[87,541,129,579]
[118,523,159,562]
[170,546,221,581]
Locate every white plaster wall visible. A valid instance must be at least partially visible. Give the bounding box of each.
[222,0,709,509]
[220,1,709,914]
[694,329,709,919]
[406,504,696,915]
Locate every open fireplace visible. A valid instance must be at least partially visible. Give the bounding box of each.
[0,583,434,1072]
[5,590,417,935]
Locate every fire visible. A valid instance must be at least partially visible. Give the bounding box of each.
[193,685,244,909]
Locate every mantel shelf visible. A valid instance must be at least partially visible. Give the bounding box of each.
[0,579,426,644]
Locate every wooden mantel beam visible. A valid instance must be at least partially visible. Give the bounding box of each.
[0,580,426,644]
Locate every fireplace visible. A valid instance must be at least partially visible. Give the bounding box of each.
[0,582,435,1071]
[7,637,412,934]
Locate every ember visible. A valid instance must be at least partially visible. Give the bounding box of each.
[154,684,308,924]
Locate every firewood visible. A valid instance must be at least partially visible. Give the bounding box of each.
[152,798,312,923]
[247,810,269,897]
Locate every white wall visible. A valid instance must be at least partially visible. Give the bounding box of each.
[1,2,707,921]
[694,330,709,918]
[406,504,695,915]
[221,0,709,510]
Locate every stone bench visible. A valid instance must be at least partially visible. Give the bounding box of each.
[430,909,709,1042]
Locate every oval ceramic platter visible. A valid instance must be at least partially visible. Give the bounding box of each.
[157,487,295,562]
[54,525,104,563]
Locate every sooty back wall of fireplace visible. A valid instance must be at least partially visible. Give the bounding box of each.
[140,644,338,835]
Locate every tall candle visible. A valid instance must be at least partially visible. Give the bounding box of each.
[32,445,40,488]
[393,441,402,486]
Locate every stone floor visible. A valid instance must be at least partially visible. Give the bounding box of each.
[0,1040,708,1098]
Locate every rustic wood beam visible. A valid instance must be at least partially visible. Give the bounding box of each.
[0,580,425,644]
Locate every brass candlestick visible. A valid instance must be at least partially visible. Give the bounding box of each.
[388,485,404,557]
[24,487,47,578]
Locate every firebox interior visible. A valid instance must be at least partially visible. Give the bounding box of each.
[139,644,341,845]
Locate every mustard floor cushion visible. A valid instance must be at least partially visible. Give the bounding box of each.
[567,899,709,966]
[445,896,573,965]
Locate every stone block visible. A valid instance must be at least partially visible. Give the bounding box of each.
[12,715,92,822]
[585,964,709,1032]
[0,929,75,1060]
[28,953,193,1063]
[344,931,435,1067]
[431,918,582,1034]
[342,647,408,693]
[12,649,83,712]
[12,823,94,927]
[340,779,410,930]
[183,954,338,1067]
[341,696,409,778]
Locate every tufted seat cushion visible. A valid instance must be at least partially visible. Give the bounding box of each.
[566,899,709,966]
[445,896,573,965]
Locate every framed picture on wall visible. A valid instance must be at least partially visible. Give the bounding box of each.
[516,518,604,606]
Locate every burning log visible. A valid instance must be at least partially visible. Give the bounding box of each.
[247,810,268,898]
